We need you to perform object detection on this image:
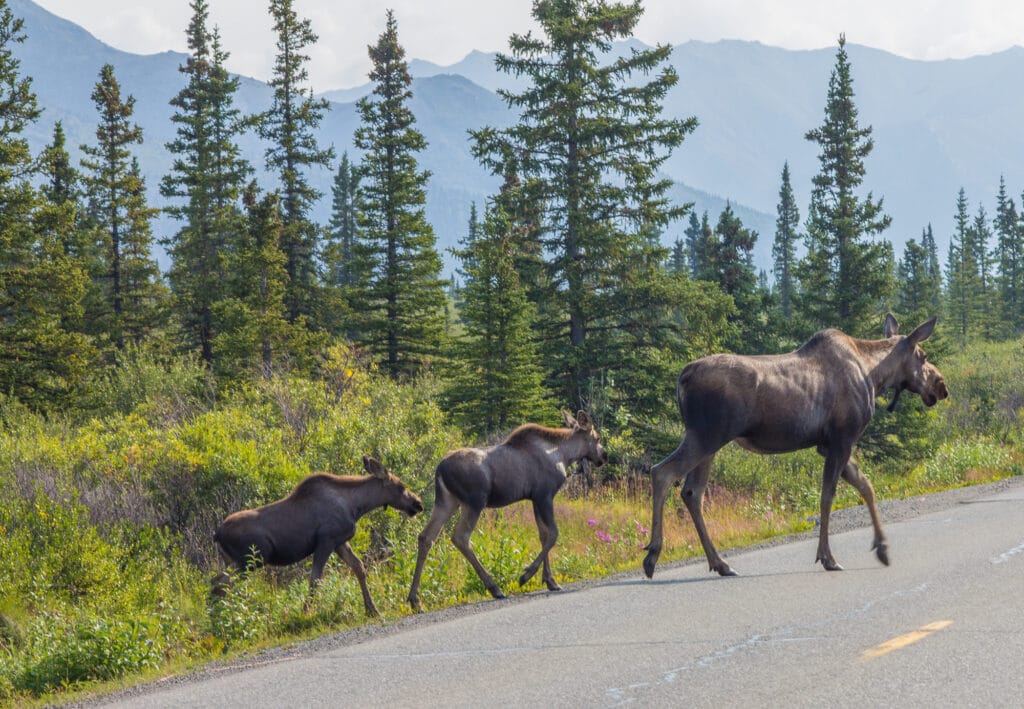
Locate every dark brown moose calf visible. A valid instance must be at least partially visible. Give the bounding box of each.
[214,456,423,616]
[644,314,949,579]
[407,410,607,612]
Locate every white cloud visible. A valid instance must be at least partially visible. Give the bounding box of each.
[31,0,1024,89]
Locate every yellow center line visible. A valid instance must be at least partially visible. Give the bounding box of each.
[862,620,954,660]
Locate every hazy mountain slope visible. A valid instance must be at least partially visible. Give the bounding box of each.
[12,0,1023,275]
[661,40,1024,248]
[398,38,1024,255]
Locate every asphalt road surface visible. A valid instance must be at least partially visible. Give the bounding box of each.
[98,477,1024,708]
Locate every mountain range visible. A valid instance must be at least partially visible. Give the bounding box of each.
[10,0,1024,274]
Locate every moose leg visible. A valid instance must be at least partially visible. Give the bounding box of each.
[643,440,716,577]
[337,542,378,617]
[451,505,505,600]
[307,542,335,604]
[840,461,889,566]
[681,458,736,576]
[408,483,459,613]
[643,439,706,578]
[520,497,561,591]
[816,447,851,571]
[211,545,241,598]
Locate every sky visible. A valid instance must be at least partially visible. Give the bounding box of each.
[32,0,1024,91]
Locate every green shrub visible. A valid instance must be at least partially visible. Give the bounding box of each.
[920,439,1012,487]
[81,344,215,423]
[15,615,162,695]
[207,580,267,647]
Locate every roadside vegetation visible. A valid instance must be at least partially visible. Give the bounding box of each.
[1,340,1022,704]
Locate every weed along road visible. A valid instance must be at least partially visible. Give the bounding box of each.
[102,478,1024,708]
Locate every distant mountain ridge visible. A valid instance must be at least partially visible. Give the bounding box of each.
[11,0,1024,275]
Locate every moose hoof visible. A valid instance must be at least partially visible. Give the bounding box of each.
[713,563,738,577]
[642,550,659,579]
[820,559,844,571]
[408,597,423,614]
[365,605,380,618]
[544,579,563,592]
[874,542,890,566]
[489,587,507,600]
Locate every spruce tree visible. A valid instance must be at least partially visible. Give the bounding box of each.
[795,35,893,337]
[702,204,768,351]
[120,157,169,345]
[945,188,982,346]
[970,205,996,338]
[258,0,334,325]
[705,204,757,298]
[490,151,548,310]
[40,121,102,335]
[80,64,165,351]
[350,10,446,376]
[683,210,702,278]
[40,121,80,208]
[994,176,1023,336]
[321,152,359,336]
[694,212,715,280]
[896,238,936,326]
[162,2,251,363]
[921,223,942,312]
[213,183,297,379]
[324,152,359,291]
[668,236,688,275]
[472,0,696,413]
[465,201,481,248]
[0,3,91,408]
[447,203,549,435]
[772,161,799,319]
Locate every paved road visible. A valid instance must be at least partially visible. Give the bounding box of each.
[104,479,1024,708]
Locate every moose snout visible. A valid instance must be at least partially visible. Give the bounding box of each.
[407,496,425,516]
[924,377,949,407]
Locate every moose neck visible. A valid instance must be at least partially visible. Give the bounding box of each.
[548,431,589,468]
[347,477,392,518]
[853,337,903,394]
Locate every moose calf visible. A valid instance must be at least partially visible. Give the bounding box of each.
[214,455,423,616]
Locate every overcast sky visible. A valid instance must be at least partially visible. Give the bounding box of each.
[32,0,1024,90]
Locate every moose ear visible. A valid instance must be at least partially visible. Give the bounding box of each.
[561,408,577,429]
[363,455,387,479]
[883,312,899,338]
[575,410,593,431]
[907,317,937,345]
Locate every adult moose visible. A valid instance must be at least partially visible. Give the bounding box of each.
[643,314,948,579]
[408,410,607,613]
[214,456,423,616]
